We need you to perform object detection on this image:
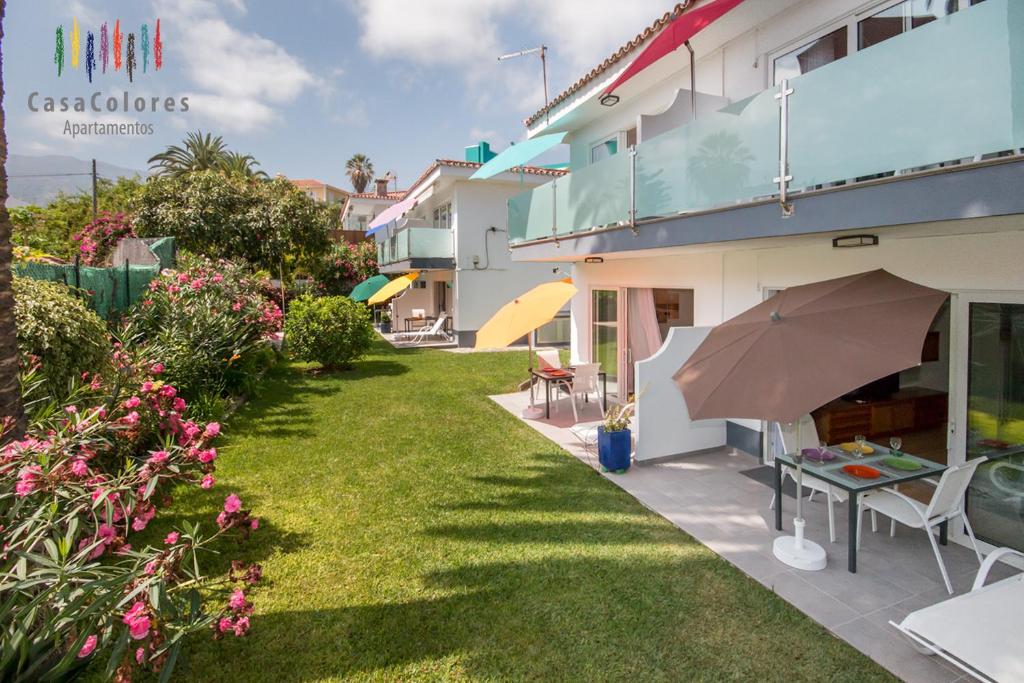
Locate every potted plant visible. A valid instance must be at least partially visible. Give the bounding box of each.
[379,310,392,334]
[598,401,634,473]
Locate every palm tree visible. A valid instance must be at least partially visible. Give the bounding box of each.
[0,0,26,438]
[345,154,374,193]
[219,151,269,180]
[148,130,228,176]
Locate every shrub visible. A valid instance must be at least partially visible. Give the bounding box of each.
[285,295,373,370]
[314,241,378,296]
[13,276,111,395]
[123,256,281,402]
[72,211,135,265]
[0,365,260,682]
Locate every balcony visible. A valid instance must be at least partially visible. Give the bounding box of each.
[509,0,1024,246]
[376,225,455,272]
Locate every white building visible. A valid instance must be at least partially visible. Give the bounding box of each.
[341,179,405,235]
[373,148,568,346]
[505,0,1024,557]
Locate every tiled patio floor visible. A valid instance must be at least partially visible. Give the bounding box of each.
[490,389,1021,683]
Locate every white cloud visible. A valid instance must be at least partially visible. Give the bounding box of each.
[469,127,499,142]
[349,0,672,117]
[154,0,319,132]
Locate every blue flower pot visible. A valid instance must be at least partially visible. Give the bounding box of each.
[598,426,631,472]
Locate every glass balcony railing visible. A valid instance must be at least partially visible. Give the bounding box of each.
[376,227,454,266]
[509,0,1024,245]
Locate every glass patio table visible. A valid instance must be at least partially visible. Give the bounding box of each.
[773,444,947,573]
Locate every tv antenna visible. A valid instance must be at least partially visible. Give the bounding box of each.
[498,45,549,123]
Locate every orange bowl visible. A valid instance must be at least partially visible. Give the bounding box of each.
[843,464,881,479]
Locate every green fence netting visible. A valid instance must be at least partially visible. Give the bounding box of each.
[14,238,175,319]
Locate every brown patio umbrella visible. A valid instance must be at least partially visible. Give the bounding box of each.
[673,269,948,571]
[675,269,948,424]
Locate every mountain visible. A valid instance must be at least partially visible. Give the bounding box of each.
[6,154,145,207]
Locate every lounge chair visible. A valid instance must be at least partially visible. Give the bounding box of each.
[891,547,1023,682]
[394,313,451,344]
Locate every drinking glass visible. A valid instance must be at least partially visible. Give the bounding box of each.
[855,434,867,452]
[889,436,903,456]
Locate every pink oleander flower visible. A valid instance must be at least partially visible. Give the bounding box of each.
[216,511,228,527]
[71,459,89,477]
[164,531,180,544]
[176,272,189,284]
[200,474,215,489]
[172,397,187,412]
[123,396,141,409]
[148,450,169,465]
[144,560,158,575]
[140,381,154,393]
[65,405,78,414]
[232,301,243,312]
[77,634,98,658]
[250,518,259,530]
[123,602,151,640]
[198,448,217,464]
[150,362,165,375]
[229,589,247,611]
[218,617,233,633]
[204,422,221,438]
[136,647,145,664]
[211,274,224,283]
[15,465,42,497]
[159,385,177,399]
[223,494,242,514]
[232,616,250,637]
[190,278,205,290]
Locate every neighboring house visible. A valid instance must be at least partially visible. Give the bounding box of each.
[373,144,568,347]
[289,179,360,243]
[505,0,1024,556]
[342,180,406,242]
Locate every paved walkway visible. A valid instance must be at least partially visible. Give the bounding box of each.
[490,389,1020,683]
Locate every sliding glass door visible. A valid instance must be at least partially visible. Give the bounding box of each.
[591,289,619,397]
[963,301,1024,552]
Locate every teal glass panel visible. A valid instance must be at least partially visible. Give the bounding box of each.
[395,233,409,262]
[554,152,630,236]
[408,228,453,259]
[789,0,1024,189]
[634,88,779,219]
[508,183,554,244]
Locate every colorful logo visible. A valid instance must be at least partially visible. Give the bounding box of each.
[54,18,163,83]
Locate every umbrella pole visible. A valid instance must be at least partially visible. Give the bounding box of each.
[772,419,826,571]
[522,331,544,419]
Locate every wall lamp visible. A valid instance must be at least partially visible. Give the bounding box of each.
[584,256,604,264]
[599,93,620,107]
[832,234,878,248]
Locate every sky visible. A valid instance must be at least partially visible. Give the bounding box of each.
[3,0,672,191]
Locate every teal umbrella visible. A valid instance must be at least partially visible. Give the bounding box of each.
[349,274,389,302]
[469,132,567,180]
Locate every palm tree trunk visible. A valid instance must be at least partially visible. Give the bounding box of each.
[0,0,26,439]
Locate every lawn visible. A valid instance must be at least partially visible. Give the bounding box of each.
[162,340,892,681]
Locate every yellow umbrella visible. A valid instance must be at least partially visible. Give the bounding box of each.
[475,278,577,349]
[367,272,420,306]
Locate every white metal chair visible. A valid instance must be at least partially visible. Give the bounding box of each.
[858,457,986,594]
[891,547,1023,682]
[768,415,851,543]
[553,363,604,423]
[395,313,451,344]
[536,349,562,370]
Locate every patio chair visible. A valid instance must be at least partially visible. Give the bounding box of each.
[768,415,854,544]
[891,547,1023,682]
[552,363,603,423]
[395,313,451,344]
[858,457,986,594]
[536,349,562,370]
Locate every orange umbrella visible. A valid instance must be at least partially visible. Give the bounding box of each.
[474,278,576,350]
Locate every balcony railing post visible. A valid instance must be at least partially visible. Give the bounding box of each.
[551,177,559,246]
[629,145,638,235]
[774,78,795,218]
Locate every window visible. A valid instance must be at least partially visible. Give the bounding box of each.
[859,0,958,50]
[590,136,618,163]
[432,202,452,229]
[773,26,848,85]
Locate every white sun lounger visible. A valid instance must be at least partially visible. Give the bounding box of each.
[891,547,1024,682]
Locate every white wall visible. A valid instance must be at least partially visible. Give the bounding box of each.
[391,271,450,331]
[452,180,566,333]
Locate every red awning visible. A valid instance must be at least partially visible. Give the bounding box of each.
[602,0,746,99]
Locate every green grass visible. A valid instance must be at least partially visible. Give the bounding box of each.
[162,340,892,681]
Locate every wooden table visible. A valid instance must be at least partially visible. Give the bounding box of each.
[773,443,947,573]
[529,367,607,419]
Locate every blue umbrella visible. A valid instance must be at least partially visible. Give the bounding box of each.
[469,132,567,180]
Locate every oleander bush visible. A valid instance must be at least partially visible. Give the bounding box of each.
[314,240,379,296]
[122,256,282,409]
[72,212,136,266]
[13,276,111,396]
[285,294,374,370]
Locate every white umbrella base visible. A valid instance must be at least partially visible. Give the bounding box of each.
[521,406,545,419]
[773,518,826,571]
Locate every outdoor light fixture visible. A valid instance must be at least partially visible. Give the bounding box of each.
[599,93,620,107]
[832,234,879,248]
[584,256,604,264]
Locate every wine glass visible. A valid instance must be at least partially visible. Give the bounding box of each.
[889,436,903,456]
[855,434,867,453]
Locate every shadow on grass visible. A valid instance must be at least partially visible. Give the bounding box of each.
[175,555,889,683]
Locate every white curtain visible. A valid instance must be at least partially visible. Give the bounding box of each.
[627,288,663,394]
